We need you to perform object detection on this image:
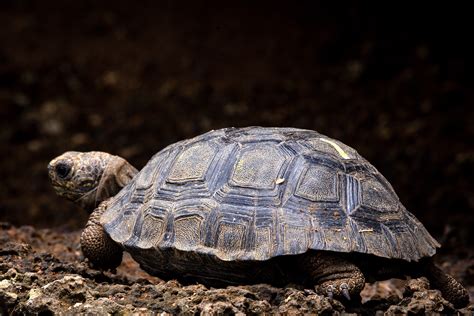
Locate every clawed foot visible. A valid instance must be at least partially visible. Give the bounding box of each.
[303,252,366,303]
[316,281,362,302]
[316,283,350,300]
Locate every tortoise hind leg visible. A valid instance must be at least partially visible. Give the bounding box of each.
[80,199,123,270]
[422,260,470,309]
[300,251,366,301]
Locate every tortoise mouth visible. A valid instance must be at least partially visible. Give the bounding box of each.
[51,183,95,202]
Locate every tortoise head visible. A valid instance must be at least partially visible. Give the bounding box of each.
[48,151,138,212]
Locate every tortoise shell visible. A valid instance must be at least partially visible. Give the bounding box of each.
[101,127,439,264]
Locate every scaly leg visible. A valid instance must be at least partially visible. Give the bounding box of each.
[423,260,469,309]
[80,199,123,270]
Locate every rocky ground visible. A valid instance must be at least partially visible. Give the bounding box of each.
[1,223,473,315]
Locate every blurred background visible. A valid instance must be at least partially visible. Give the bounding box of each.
[0,1,472,249]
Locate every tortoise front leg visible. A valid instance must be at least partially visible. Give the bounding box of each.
[80,199,123,270]
[301,252,366,301]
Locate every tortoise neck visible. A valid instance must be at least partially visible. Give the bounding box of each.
[77,156,138,212]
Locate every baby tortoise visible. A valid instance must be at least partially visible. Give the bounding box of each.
[48,127,469,308]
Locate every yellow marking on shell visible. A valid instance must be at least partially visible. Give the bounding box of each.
[275,178,285,184]
[319,138,350,159]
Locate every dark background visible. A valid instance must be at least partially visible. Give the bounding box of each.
[1,1,472,248]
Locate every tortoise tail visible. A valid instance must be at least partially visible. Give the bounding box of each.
[422,260,470,309]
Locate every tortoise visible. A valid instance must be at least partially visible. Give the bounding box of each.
[48,127,469,308]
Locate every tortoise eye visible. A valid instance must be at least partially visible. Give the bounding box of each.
[55,162,71,179]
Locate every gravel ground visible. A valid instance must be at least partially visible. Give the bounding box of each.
[1,223,473,314]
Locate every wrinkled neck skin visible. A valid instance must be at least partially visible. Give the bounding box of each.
[76,156,138,212]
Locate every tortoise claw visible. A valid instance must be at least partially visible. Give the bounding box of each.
[340,283,351,301]
[326,285,334,299]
